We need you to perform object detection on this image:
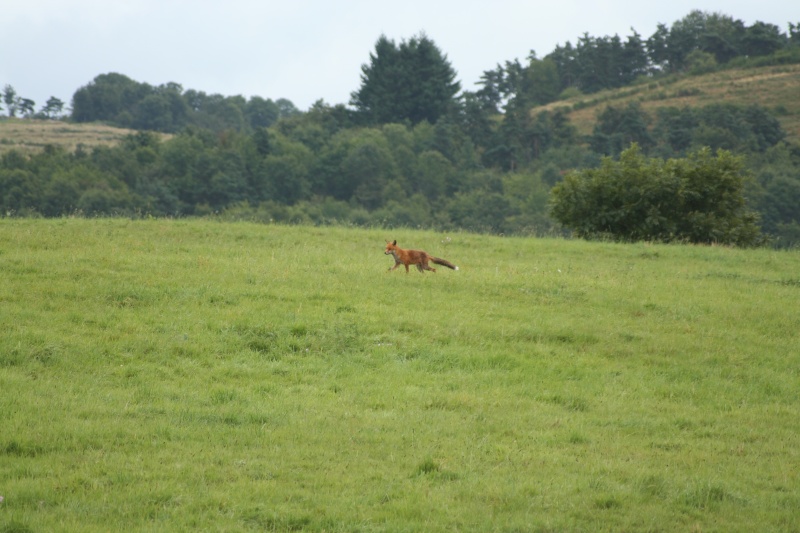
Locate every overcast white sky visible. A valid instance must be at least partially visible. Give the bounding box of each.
[1,1,795,112]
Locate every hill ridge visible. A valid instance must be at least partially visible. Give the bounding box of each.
[533,63,800,143]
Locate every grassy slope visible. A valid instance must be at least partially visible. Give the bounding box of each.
[536,63,800,145]
[0,119,162,155]
[1,219,798,531]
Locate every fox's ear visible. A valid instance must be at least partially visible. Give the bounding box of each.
[392,240,397,246]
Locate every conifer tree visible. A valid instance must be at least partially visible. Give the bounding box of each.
[351,33,460,125]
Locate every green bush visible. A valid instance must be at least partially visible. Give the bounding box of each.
[550,144,762,245]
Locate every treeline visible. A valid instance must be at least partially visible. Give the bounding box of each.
[70,74,301,133]
[63,12,800,134]
[2,10,800,245]
[2,98,798,239]
[475,11,800,112]
[2,85,65,119]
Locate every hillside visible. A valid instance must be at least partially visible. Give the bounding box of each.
[3,63,799,157]
[536,63,800,145]
[0,119,156,155]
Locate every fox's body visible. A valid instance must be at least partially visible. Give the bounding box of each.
[384,240,458,273]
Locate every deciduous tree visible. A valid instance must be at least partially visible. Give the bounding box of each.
[550,144,761,245]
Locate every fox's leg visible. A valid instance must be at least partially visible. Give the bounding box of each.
[389,260,401,271]
[418,261,436,273]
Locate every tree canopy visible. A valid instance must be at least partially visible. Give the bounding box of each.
[70,73,298,133]
[550,144,762,245]
[474,10,799,109]
[350,33,460,125]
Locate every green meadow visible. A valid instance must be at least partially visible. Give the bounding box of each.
[1,218,798,532]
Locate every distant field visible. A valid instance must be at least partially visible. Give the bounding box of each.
[537,63,800,144]
[0,119,149,155]
[1,219,798,531]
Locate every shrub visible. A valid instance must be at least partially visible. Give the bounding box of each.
[550,144,762,246]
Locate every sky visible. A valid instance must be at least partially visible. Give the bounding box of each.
[1,1,795,112]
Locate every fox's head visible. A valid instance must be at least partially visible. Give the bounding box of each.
[384,240,397,255]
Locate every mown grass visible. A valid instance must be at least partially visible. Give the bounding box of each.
[1,218,799,532]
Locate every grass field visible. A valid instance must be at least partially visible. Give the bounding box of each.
[1,218,799,532]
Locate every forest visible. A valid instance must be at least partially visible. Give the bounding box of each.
[2,10,800,246]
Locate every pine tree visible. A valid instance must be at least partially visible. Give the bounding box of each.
[351,33,460,125]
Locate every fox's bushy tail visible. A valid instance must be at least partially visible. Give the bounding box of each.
[431,257,459,271]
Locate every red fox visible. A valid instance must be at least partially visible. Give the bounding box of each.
[384,240,459,273]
